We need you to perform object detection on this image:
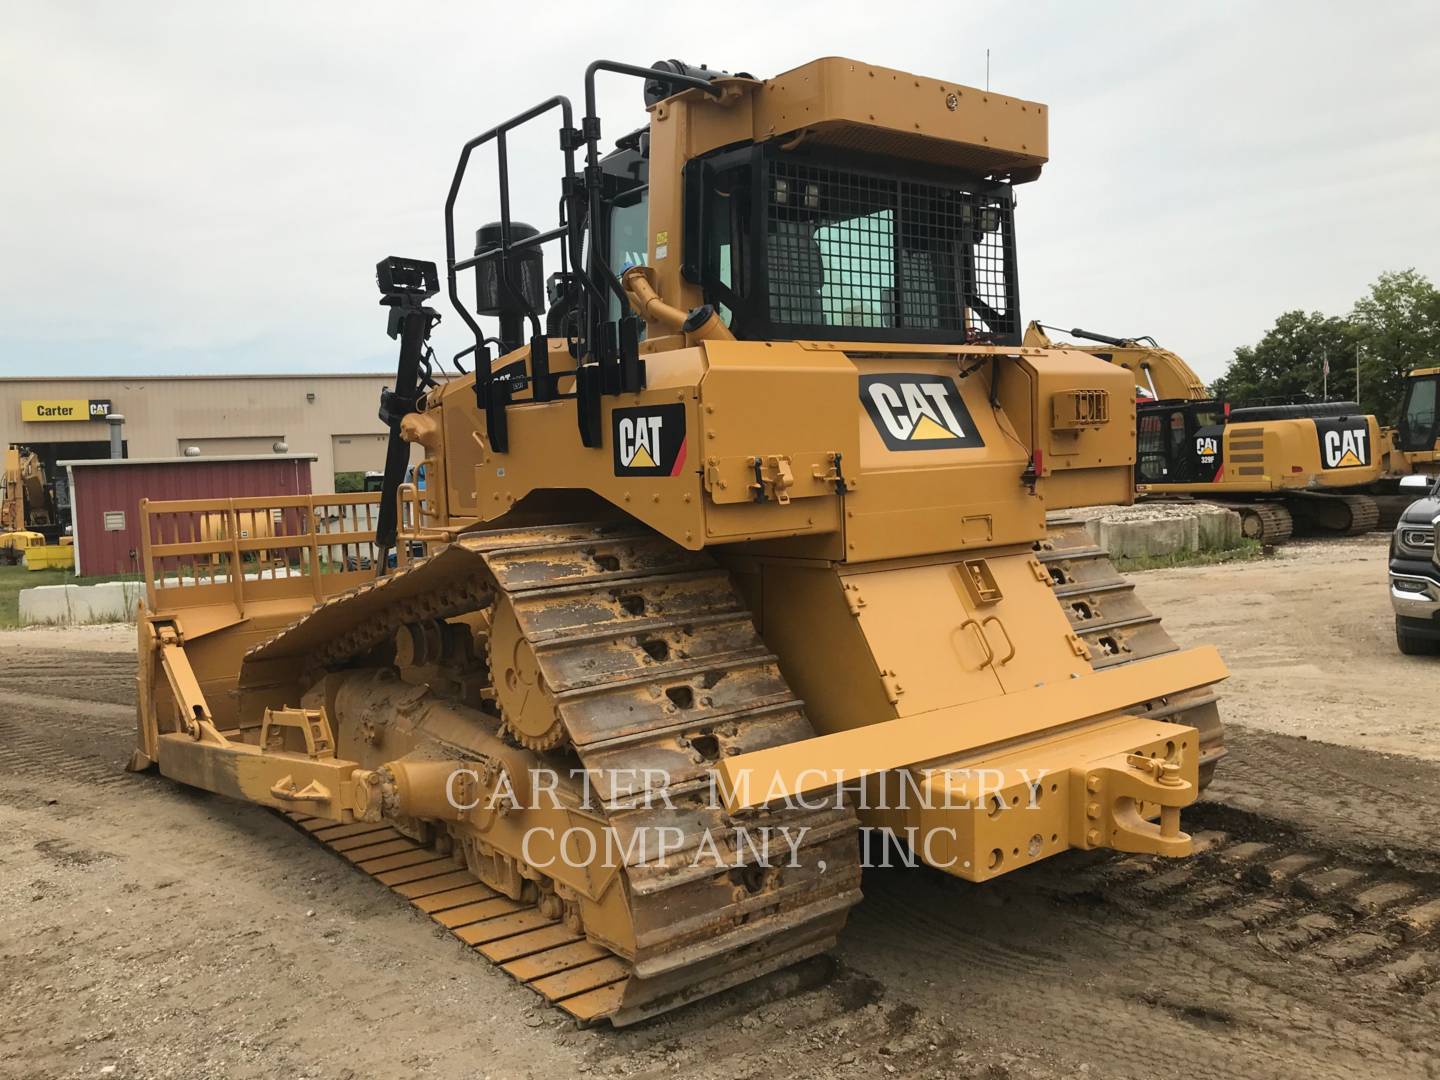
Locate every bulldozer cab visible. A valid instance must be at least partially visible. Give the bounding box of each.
[675,144,1020,344]
[574,122,1022,350]
[1136,400,1226,485]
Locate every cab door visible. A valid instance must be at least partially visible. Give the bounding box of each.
[1136,406,1171,483]
[1136,404,1199,483]
[1398,374,1440,452]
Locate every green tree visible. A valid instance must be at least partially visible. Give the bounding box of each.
[1349,269,1440,422]
[333,471,364,493]
[1211,310,1359,406]
[1212,270,1440,421]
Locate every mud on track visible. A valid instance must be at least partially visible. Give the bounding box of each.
[1,602,1438,1079]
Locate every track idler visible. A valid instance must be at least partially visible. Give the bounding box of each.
[1238,503,1294,545]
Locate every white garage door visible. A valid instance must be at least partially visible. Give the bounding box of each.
[331,433,390,474]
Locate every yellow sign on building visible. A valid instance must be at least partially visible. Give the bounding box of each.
[21,399,112,422]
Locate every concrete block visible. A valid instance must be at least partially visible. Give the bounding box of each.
[1097,516,1198,560]
[1196,508,1243,551]
[1058,504,1246,561]
[19,581,144,625]
[18,585,73,625]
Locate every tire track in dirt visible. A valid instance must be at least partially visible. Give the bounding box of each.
[5,636,1440,1078]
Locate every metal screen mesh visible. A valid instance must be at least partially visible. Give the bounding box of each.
[765,158,1014,338]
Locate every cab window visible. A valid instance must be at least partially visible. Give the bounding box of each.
[607,190,648,321]
[1402,375,1438,449]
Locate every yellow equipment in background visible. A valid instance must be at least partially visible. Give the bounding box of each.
[131,58,1227,1025]
[2,446,67,561]
[22,542,75,571]
[1382,367,1440,477]
[1,529,46,566]
[1024,324,1384,543]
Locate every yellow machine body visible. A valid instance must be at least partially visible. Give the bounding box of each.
[1024,323,1385,541]
[1382,367,1440,477]
[132,58,1227,1025]
[1138,412,1385,496]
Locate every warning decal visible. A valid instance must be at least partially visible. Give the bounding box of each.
[612,403,688,477]
[860,373,985,452]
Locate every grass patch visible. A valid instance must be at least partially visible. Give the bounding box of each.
[1115,539,1265,573]
[0,564,142,628]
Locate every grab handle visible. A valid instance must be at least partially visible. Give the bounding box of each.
[956,618,996,670]
[981,615,1017,666]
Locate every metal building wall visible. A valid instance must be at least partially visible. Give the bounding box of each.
[0,374,426,494]
[69,457,313,576]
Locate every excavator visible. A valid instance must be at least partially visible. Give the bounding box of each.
[1382,367,1440,477]
[130,57,1227,1025]
[0,447,61,563]
[1023,324,1383,543]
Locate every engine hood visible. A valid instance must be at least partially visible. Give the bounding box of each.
[1399,495,1440,525]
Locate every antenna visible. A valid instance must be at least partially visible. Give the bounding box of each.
[986,48,991,91]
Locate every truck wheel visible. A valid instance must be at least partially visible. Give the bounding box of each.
[1395,617,1440,656]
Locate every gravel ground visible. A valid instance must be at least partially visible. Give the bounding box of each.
[2,537,1438,1080]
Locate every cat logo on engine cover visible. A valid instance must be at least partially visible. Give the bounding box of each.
[860,373,985,452]
[613,403,687,476]
[1316,417,1371,469]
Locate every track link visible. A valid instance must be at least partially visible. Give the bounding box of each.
[246,521,862,1025]
[1286,493,1380,537]
[1036,518,1226,785]
[1336,493,1381,535]
[1238,503,1295,545]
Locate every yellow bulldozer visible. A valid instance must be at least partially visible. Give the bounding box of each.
[1023,324,1384,543]
[131,57,1227,1025]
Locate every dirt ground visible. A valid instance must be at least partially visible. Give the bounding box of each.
[1137,533,1440,761]
[2,535,1438,1080]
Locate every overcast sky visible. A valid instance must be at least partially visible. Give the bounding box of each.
[4,1,1437,384]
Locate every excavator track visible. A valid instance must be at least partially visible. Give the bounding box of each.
[1037,517,1227,787]
[1335,493,1381,535]
[1286,492,1380,537]
[245,522,862,1026]
[1234,502,1295,545]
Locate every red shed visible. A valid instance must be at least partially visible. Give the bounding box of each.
[61,454,315,576]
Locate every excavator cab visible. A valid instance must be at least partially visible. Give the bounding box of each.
[1396,369,1440,454]
[1136,400,1227,485]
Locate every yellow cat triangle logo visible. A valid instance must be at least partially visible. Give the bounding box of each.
[626,445,658,469]
[1335,449,1362,467]
[909,414,961,441]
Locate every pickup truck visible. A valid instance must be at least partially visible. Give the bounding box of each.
[1390,474,1440,655]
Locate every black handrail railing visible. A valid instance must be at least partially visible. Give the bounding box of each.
[441,62,726,450]
[443,95,587,405]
